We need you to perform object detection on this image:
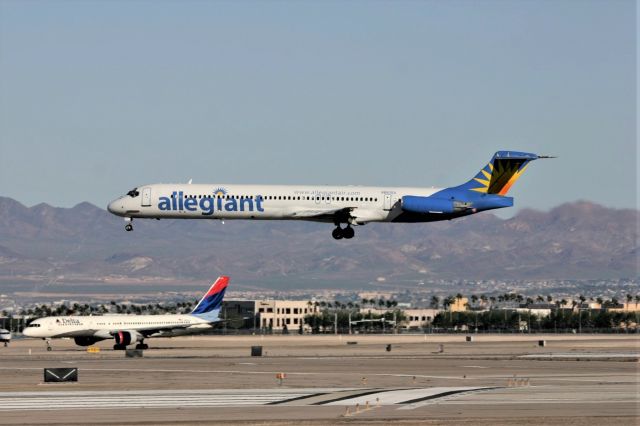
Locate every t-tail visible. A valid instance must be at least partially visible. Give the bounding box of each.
[454,150,546,195]
[190,276,230,322]
[402,151,552,216]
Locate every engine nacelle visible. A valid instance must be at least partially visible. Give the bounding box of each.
[114,330,142,346]
[74,336,104,346]
[402,196,457,214]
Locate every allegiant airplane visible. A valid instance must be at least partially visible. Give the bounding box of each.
[108,151,551,239]
[23,276,229,351]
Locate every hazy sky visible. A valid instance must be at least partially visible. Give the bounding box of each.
[0,0,636,212]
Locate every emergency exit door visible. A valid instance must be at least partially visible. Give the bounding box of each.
[142,187,152,207]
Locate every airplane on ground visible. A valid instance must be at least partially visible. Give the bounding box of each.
[0,329,10,347]
[108,151,552,239]
[22,276,230,351]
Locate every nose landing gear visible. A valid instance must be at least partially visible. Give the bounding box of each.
[124,218,133,232]
[332,225,355,240]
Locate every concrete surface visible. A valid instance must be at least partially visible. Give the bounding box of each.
[0,334,637,425]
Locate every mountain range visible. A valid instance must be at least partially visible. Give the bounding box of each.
[0,197,637,290]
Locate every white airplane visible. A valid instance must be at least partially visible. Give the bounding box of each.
[23,276,230,351]
[108,151,551,239]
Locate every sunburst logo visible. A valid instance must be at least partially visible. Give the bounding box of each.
[471,160,528,195]
[470,163,493,193]
[212,187,228,197]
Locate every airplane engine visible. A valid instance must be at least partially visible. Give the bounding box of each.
[401,196,458,214]
[114,330,142,346]
[74,336,104,346]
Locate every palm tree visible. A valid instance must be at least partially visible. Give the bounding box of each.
[471,295,478,305]
[430,296,440,309]
[536,295,544,303]
[378,299,385,308]
[546,295,553,303]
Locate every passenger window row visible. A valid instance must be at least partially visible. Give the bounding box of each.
[177,194,379,202]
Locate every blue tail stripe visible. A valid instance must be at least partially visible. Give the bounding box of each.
[192,291,226,314]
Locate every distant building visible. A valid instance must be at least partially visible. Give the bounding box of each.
[403,309,440,329]
[223,300,319,332]
[607,302,640,313]
[449,297,468,312]
[358,308,440,329]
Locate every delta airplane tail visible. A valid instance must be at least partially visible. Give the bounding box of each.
[190,276,229,321]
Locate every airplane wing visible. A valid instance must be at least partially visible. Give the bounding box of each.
[291,207,354,218]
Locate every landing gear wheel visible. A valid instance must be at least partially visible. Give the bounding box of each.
[113,344,126,350]
[136,343,148,350]
[125,224,133,232]
[332,227,344,240]
[342,226,355,239]
[46,340,52,351]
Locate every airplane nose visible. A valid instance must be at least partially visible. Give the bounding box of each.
[107,199,122,215]
[22,328,33,337]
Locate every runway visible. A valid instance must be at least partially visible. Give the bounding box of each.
[0,334,637,425]
[0,387,498,411]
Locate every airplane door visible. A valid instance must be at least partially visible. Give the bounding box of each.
[315,194,321,204]
[141,188,152,207]
[383,194,392,210]
[325,194,332,205]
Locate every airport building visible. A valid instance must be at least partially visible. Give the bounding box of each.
[223,300,320,332]
[358,308,440,329]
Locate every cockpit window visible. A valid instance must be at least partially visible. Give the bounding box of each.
[127,188,140,197]
[27,323,40,327]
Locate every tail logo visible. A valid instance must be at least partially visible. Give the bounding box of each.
[470,157,529,195]
[191,276,229,315]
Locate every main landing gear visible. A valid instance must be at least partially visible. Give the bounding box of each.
[332,225,355,240]
[46,339,52,352]
[124,217,133,232]
[113,342,149,350]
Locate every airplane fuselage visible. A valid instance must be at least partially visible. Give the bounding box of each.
[108,183,475,224]
[107,151,545,238]
[24,314,213,340]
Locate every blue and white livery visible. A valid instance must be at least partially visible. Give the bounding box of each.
[108,151,552,239]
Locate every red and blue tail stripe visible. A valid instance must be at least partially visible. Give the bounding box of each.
[191,276,229,315]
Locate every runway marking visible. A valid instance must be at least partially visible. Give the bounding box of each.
[397,387,501,410]
[324,387,493,406]
[0,389,337,412]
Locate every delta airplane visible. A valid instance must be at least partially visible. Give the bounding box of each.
[23,276,229,351]
[108,151,551,239]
